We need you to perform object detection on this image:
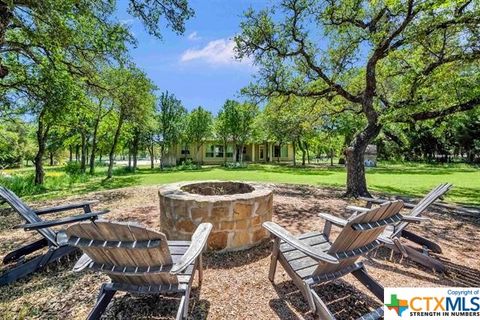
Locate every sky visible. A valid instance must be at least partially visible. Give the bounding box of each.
[115,0,271,113]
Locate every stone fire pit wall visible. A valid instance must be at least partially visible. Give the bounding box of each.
[159,181,273,252]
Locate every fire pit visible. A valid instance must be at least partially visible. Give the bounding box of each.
[159,181,273,251]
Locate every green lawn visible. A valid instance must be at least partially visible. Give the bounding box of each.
[2,162,479,205]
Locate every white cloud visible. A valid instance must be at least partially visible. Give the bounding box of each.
[180,38,251,66]
[187,31,201,41]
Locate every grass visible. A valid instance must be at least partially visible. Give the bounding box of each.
[1,162,479,205]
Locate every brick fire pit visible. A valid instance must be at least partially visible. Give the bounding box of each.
[159,181,273,251]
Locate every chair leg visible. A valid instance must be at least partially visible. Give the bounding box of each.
[87,284,116,320]
[183,287,191,319]
[402,230,443,254]
[3,238,49,264]
[0,246,76,286]
[176,295,186,320]
[351,267,384,301]
[302,281,317,314]
[269,238,280,282]
[197,255,203,286]
[311,290,335,320]
[403,245,445,273]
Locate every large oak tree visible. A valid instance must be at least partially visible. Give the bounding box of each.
[235,0,480,196]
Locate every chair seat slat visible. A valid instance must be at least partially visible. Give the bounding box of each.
[67,236,163,249]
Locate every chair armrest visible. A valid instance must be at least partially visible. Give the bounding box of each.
[345,206,370,213]
[359,196,416,209]
[34,200,99,215]
[171,223,213,274]
[400,215,430,224]
[262,222,338,264]
[359,196,386,204]
[378,235,395,246]
[14,210,109,230]
[318,213,348,227]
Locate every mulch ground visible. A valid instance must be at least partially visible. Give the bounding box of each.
[1,184,479,319]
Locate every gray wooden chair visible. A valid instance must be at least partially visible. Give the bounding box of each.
[64,220,212,320]
[263,200,404,320]
[0,186,107,285]
[350,183,452,272]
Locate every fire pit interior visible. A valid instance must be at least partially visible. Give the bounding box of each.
[159,181,273,251]
[181,181,254,195]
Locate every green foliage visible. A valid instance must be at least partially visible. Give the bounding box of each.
[185,106,213,162]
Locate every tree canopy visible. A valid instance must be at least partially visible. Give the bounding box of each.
[235,0,480,196]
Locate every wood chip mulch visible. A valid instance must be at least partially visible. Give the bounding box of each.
[1,184,479,319]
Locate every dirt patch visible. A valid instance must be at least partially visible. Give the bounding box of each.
[1,184,479,319]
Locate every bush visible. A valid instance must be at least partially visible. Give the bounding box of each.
[224,162,248,169]
[64,161,83,176]
[0,173,42,196]
[177,159,201,170]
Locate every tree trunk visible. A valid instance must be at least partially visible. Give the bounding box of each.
[223,141,227,165]
[306,142,310,164]
[297,139,306,166]
[89,117,100,174]
[69,145,73,162]
[80,131,87,173]
[148,140,155,169]
[239,143,244,164]
[330,148,334,166]
[132,132,139,172]
[34,117,49,185]
[75,145,79,162]
[128,148,132,169]
[0,2,12,78]
[107,116,124,179]
[292,141,296,166]
[160,144,166,169]
[232,141,237,163]
[345,123,382,197]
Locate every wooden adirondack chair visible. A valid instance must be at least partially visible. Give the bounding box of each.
[350,183,453,272]
[64,220,212,320]
[0,186,107,285]
[263,200,405,320]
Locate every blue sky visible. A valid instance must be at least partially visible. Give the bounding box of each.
[115,0,270,113]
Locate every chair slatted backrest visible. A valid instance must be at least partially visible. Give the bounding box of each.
[0,186,57,244]
[392,183,452,237]
[65,220,178,286]
[315,200,404,275]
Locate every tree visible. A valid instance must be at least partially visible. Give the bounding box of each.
[157,91,187,169]
[185,106,213,164]
[220,99,258,164]
[105,67,156,179]
[214,108,230,165]
[236,0,480,196]
[0,119,33,168]
[0,0,194,80]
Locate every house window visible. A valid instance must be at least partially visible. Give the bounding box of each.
[273,145,288,158]
[273,145,280,158]
[205,144,224,158]
[226,145,234,158]
[181,147,190,155]
[215,145,224,157]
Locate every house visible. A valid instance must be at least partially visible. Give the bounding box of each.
[167,141,294,165]
[364,144,377,167]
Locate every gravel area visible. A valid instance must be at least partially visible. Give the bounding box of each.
[1,184,479,319]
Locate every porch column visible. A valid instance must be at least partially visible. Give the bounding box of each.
[252,144,255,162]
